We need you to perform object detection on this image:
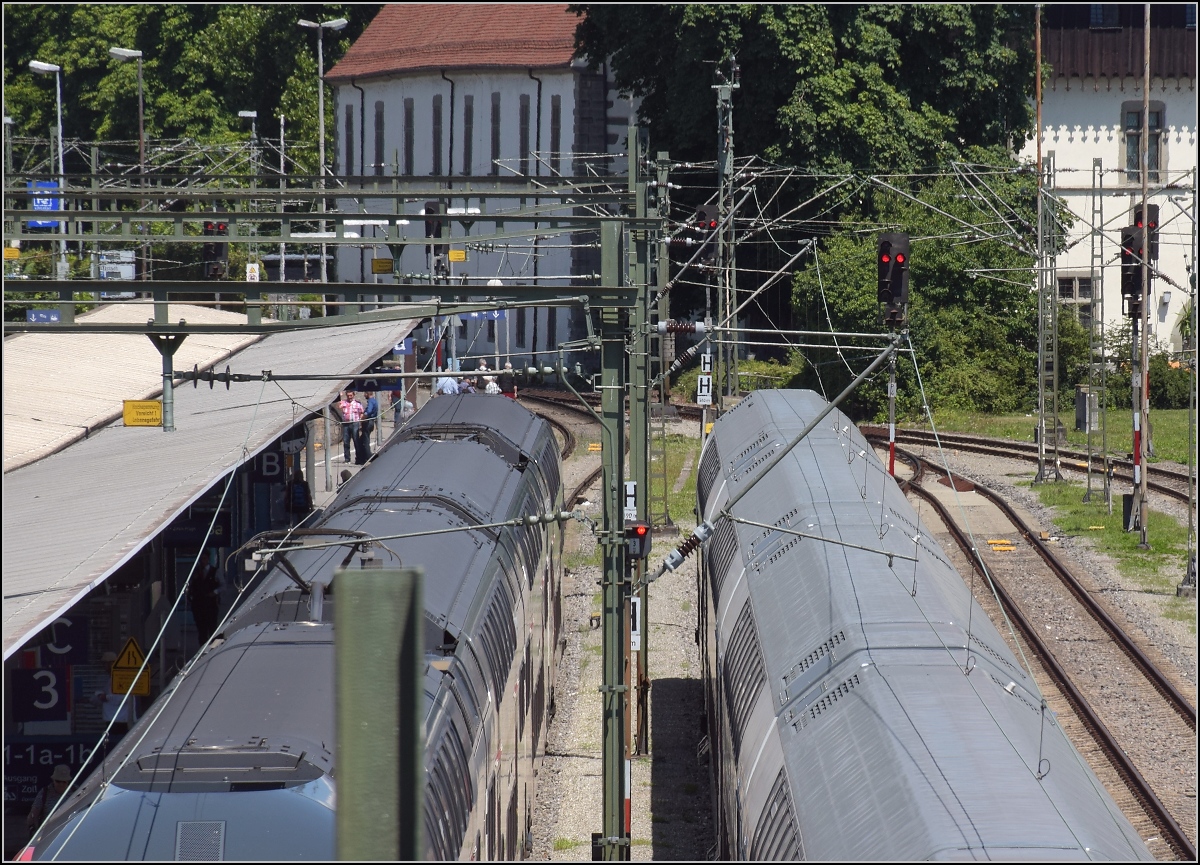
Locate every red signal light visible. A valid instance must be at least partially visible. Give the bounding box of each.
[217,223,227,231]
[895,253,905,264]
[881,253,891,263]
[634,524,648,536]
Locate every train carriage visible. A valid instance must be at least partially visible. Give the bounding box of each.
[697,389,1152,861]
[23,394,564,861]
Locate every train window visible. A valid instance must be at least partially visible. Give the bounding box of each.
[707,518,739,604]
[723,600,766,758]
[749,769,801,860]
[696,440,721,506]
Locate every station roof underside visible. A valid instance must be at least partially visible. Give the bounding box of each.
[2,316,415,660]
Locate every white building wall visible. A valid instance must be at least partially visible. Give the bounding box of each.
[1021,77,1197,350]
[332,68,619,369]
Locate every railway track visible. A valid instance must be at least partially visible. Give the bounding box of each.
[884,442,1196,860]
[524,394,604,507]
[864,424,1195,503]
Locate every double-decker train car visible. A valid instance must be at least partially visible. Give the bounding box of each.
[22,394,564,861]
[696,389,1152,860]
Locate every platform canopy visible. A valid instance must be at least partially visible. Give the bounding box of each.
[2,314,415,659]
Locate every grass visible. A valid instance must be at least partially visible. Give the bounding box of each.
[553,838,586,852]
[1027,479,1196,633]
[916,407,1195,465]
[565,543,602,571]
[640,432,704,556]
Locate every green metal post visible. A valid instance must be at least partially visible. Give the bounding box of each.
[336,567,424,861]
[598,220,630,860]
[627,129,651,757]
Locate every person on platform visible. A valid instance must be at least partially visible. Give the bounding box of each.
[359,390,379,464]
[392,389,415,427]
[337,390,364,463]
[436,375,459,396]
[187,558,222,644]
[499,362,517,399]
[27,765,72,832]
[484,375,501,395]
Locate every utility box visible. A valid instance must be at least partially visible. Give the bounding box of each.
[1033,419,1067,446]
[1075,385,1100,432]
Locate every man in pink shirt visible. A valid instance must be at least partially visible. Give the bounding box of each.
[338,390,364,464]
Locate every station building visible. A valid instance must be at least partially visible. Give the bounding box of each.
[325,3,634,372]
[1022,4,1197,351]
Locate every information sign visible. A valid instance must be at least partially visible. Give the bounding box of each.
[697,375,713,406]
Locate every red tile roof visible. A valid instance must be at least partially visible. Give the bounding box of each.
[327,4,582,82]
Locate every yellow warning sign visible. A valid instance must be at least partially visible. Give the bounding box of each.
[3,246,19,260]
[371,257,394,274]
[111,637,150,696]
[123,400,163,427]
[588,442,601,452]
[448,248,466,262]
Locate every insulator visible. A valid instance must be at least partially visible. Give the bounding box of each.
[657,320,705,335]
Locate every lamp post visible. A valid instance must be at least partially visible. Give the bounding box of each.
[29,60,67,279]
[109,47,146,280]
[298,17,347,285]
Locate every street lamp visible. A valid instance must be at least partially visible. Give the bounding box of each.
[109,47,146,281]
[298,17,347,285]
[29,59,67,279]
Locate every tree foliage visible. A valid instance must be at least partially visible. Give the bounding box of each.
[573,4,1035,171]
[3,4,379,171]
[790,152,1053,420]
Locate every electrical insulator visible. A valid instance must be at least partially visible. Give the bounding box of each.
[657,320,707,334]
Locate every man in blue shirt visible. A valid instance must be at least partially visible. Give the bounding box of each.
[436,375,460,395]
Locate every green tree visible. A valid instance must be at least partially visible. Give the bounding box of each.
[790,152,1051,420]
[3,4,379,168]
[572,4,1035,171]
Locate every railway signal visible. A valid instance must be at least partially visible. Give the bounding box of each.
[695,205,717,233]
[202,221,228,279]
[877,232,910,327]
[1134,204,1159,261]
[1120,226,1145,316]
[624,521,651,559]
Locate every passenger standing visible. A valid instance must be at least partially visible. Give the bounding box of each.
[359,391,379,464]
[338,390,364,464]
[391,389,414,427]
[498,362,517,399]
[187,558,222,644]
[436,375,460,396]
[27,765,72,831]
[484,376,501,395]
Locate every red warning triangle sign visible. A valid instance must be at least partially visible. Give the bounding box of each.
[113,636,146,670]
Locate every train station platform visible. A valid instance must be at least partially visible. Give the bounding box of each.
[2,313,417,660]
